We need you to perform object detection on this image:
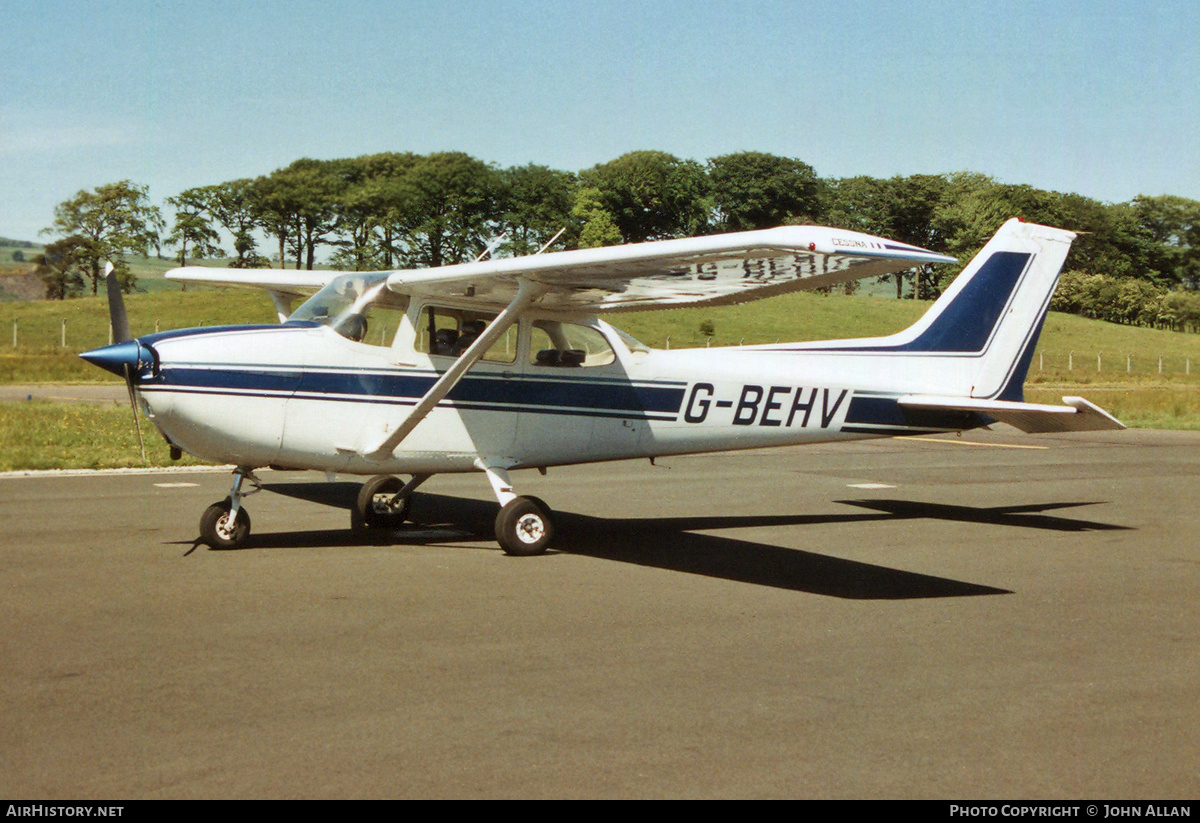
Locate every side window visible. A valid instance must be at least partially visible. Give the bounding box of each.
[529,321,616,368]
[414,306,516,363]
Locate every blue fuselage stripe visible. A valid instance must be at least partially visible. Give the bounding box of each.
[845,394,984,431]
[148,366,686,417]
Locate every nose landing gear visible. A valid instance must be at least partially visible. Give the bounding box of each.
[198,467,260,549]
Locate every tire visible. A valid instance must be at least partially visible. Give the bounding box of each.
[495,496,553,556]
[355,475,411,529]
[199,499,251,549]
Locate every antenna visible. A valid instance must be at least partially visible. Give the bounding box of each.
[473,232,509,262]
[535,228,566,255]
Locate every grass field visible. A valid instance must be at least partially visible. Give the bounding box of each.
[1,281,1199,471]
[0,400,211,471]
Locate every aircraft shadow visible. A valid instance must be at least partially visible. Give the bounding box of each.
[243,484,1133,600]
[833,499,1132,533]
[238,487,1128,602]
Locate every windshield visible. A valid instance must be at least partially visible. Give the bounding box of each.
[287,273,405,342]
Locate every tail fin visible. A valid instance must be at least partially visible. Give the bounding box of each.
[891,220,1122,432]
[884,218,1075,400]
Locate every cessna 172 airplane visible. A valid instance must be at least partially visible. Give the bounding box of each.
[81,218,1122,554]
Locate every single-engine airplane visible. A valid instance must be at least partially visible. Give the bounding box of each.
[81,218,1122,554]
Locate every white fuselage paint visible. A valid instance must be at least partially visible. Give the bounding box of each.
[135,318,974,477]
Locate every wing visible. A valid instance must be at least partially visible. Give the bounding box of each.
[165,266,343,299]
[384,226,957,313]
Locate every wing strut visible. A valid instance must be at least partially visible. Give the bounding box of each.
[363,278,547,461]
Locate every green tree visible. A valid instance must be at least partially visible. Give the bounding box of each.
[497,164,576,255]
[327,156,384,270]
[707,152,821,232]
[349,152,422,268]
[253,159,345,270]
[826,174,953,298]
[32,235,87,299]
[1134,194,1200,288]
[579,151,709,243]
[197,179,270,268]
[390,152,503,268]
[43,180,163,294]
[165,189,224,266]
[571,187,623,248]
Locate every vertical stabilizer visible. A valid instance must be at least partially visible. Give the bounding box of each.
[845,219,1076,401]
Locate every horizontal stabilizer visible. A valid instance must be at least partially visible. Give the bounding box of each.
[898,395,1124,433]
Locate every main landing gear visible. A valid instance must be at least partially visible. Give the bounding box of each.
[196,466,555,555]
[352,467,555,556]
[494,495,554,556]
[351,473,429,531]
[478,462,554,556]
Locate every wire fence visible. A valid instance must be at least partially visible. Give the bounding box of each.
[7,317,196,351]
[1032,350,1193,377]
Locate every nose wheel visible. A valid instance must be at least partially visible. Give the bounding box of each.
[199,499,251,549]
[198,467,259,549]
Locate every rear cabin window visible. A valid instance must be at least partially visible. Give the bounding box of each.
[414,306,517,363]
[529,321,615,368]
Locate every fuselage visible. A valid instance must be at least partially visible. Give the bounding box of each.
[124,313,977,477]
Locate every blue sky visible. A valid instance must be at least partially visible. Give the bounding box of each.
[3,0,1198,242]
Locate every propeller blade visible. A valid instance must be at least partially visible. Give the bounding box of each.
[105,261,131,344]
[123,363,147,463]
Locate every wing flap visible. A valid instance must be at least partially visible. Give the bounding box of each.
[899,395,1125,433]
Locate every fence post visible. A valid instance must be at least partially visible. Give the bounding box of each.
[1159,354,1164,374]
[61,319,66,348]
[1039,351,1043,371]
[1127,353,1132,373]
[1069,350,1074,371]
[11,318,16,348]
[1097,351,1102,373]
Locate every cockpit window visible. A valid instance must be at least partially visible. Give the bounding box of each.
[287,274,409,347]
[529,321,616,367]
[415,305,516,363]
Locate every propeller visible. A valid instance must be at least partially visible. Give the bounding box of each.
[104,262,146,462]
[105,261,130,344]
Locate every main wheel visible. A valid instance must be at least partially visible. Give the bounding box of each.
[355,475,412,529]
[495,496,554,556]
[199,499,251,549]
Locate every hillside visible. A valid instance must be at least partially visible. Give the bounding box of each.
[1,285,1197,383]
